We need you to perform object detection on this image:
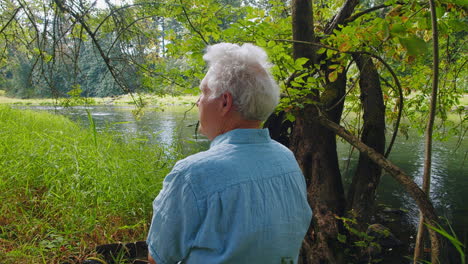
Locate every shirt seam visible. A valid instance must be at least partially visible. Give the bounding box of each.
[210,129,270,148]
[147,241,166,264]
[194,170,300,201]
[187,181,202,250]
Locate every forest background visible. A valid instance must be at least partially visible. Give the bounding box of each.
[0,0,466,263]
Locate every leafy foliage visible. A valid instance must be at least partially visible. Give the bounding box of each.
[0,0,466,262]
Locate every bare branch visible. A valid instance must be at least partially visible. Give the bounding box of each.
[344,4,390,24]
[54,0,142,106]
[131,59,187,88]
[325,59,357,112]
[324,0,359,34]
[414,0,441,261]
[316,111,440,224]
[179,0,209,45]
[105,15,155,58]
[0,7,22,35]
[92,2,169,35]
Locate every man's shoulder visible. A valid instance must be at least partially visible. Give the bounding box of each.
[165,148,231,198]
[173,148,219,171]
[176,140,294,173]
[168,148,223,182]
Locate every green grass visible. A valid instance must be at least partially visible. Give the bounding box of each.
[0,89,198,108]
[0,105,178,263]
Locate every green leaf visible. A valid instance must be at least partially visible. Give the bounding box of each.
[380,20,390,39]
[447,19,467,32]
[390,23,406,34]
[286,112,296,122]
[426,224,466,264]
[291,81,303,88]
[337,233,347,243]
[317,47,327,54]
[328,70,338,82]
[294,57,309,69]
[293,76,305,83]
[436,7,445,18]
[398,37,428,56]
[256,38,267,47]
[443,0,468,6]
[338,42,352,52]
[354,241,367,247]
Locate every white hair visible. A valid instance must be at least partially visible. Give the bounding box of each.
[202,43,280,121]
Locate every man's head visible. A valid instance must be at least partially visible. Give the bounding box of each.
[197,43,280,140]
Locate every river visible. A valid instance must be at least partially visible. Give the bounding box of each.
[22,104,467,260]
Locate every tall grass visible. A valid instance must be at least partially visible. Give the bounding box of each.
[0,105,178,263]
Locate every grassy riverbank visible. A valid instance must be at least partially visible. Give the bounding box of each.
[0,90,198,107]
[0,105,179,263]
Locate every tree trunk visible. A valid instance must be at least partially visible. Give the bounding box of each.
[273,0,446,263]
[317,114,444,262]
[346,54,386,226]
[414,0,440,261]
[290,1,346,264]
[292,0,315,64]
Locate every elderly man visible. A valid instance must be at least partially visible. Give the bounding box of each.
[147,43,312,264]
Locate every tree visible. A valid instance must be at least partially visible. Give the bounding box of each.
[0,0,168,99]
[267,0,465,262]
[0,0,465,262]
[414,0,440,261]
[138,0,465,262]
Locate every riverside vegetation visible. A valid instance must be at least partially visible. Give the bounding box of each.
[0,105,182,263]
[1,94,466,263]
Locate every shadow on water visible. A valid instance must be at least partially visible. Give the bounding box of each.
[338,130,467,262]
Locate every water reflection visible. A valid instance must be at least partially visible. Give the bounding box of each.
[19,105,209,152]
[338,131,467,247]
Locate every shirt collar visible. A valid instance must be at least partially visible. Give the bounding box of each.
[210,128,271,148]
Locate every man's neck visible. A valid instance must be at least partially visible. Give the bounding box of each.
[214,115,262,140]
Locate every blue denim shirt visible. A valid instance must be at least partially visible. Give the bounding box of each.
[147,129,312,264]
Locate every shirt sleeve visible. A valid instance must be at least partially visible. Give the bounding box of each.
[146,166,200,264]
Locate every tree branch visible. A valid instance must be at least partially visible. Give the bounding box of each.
[130,58,187,88]
[414,0,441,261]
[92,2,173,35]
[105,15,155,58]
[316,111,441,226]
[344,4,390,24]
[274,38,404,157]
[179,0,209,45]
[325,58,358,111]
[324,0,359,34]
[0,7,21,35]
[54,0,141,106]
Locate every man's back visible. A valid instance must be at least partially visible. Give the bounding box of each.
[147,129,312,264]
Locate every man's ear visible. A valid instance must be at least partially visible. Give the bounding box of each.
[220,92,233,116]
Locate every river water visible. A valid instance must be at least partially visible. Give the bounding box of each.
[23,104,467,259]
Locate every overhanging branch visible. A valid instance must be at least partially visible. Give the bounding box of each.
[179,0,209,45]
[316,112,439,223]
[0,7,22,35]
[344,4,391,24]
[54,0,141,106]
[274,38,404,157]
